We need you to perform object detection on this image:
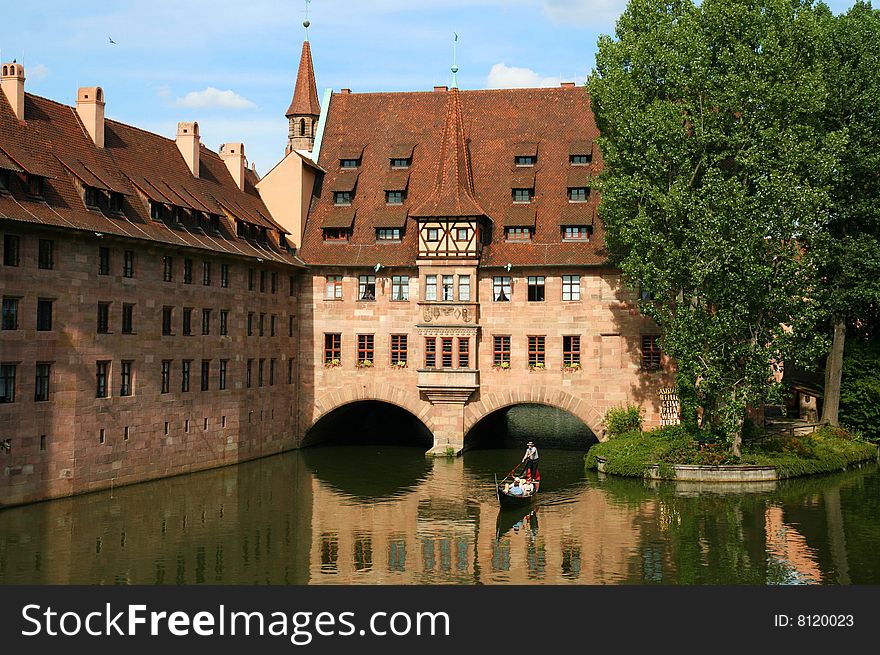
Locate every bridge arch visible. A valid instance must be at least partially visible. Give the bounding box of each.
[463,388,606,444]
[307,382,437,442]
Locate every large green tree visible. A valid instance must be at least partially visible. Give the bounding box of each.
[589,0,839,454]
[816,1,880,426]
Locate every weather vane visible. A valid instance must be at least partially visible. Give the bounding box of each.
[452,32,459,88]
[303,0,312,36]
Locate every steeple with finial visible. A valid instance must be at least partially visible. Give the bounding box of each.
[285,0,320,154]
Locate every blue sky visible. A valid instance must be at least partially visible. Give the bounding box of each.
[1,0,860,172]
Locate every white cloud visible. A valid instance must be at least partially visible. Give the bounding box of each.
[175,87,256,110]
[29,63,49,80]
[541,0,627,26]
[486,63,559,89]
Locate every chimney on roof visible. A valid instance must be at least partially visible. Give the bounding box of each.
[560,82,576,88]
[433,86,448,93]
[176,122,200,177]
[1,62,26,121]
[76,87,105,148]
[220,142,246,191]
[339,88,351,94]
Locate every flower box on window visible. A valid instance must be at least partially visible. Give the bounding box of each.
[529,362,546,371]
[356,359,373,369]
[562,362,582,372]
[391,360,408,369]
[324,358,341,369]
[492,361,511,370]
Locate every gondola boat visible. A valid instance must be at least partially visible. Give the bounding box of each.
[495,474,540,508]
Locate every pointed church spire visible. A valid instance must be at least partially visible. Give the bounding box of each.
[286,38,320,154]
[411,87,485,218]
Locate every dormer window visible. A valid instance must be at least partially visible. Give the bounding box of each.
[562,225,591,241]
[385,190,404,205]
[0,170,10,193]
[391,158,411,169]
[512,188,533,204]
[150,201,165,221]
[515,155,536,167]
[84,186,99,209]
[323,228,350,241]
[210,214,221,234]
[377,228,401,241]
[570,154,591,165]
[26,175,44,198]
[340,159,360,169]
[109,192,124,214]
[506,227,533,241]
[568,187,589,202]
[334,191,352,206]
[171,206,184,224]
[236,221,247,237]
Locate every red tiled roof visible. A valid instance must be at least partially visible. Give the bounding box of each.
[0,90,301,266]
[286,40,321,118]
[299,86,606,267]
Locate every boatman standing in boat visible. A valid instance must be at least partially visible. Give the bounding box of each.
[521,441,539,479]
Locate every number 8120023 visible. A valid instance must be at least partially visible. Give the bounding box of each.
[797,615,854,627]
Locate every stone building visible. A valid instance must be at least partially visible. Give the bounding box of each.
[1,37,672,507]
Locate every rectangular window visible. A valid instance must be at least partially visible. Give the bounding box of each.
[288,358,293,384]
[110,192,124,213]
[528,336,546,367]
[340,159,359,169]
[441,338,454,368]
[377,227,402,240]
[527,276,545,302]
[425,275,437,301]
[385,191,404,205]
[38,239,54,270]
[458,276,470,301]
[2,297,18,330]
[391,334,407,366]
[203,261,211,286]
[246,359,253,388]
[201,308,211,335]
[124,426,130,441]
[221,263,229,288]
[390,158,410,168]
[182,308,193,336]
[248,268,255,291]
[493,276,512,302]
[441,275,454,301]
[324,333,341,365]
[512,188,532,203]
[163,256,173,282]
[325,275,343,299]
[162,307,173,335]
[258,359,264,386]
[120,361,133,396]
[334,191,352,205]
[259,312,265,337]
[289,315,294,337]
[122,303,134,334]
[391,275,409,301]
[183,259,193,284]
[458,338,470,368]
[271,315,277,337]
[161,360,171,394]
[357,334,374,365]
[515,155,536,166]
[245,312,253,336]
[426,228,439,242]
[0,169,8,192]
[260,270,267,293]
[0,364,15,403]
[562,275,581,301]
[289,275,295,297]
[98,247,110,275]
[123,250,134,278]
[570,153,591,165]
[456,227,469,241]
[181,360,191,392]
[323,228,350,241]
[3,235,20,266]
[269,358,276,385]
[201,360,210,391]
[424,337,437,368]
[563,336,581,366]
[40,435,47,451]
[271,272,278,294]
[563,226,591,241]
[172,206,184,224]
[220,310,228,336]
[97,302,110,333]
[359,275,376,301]
[219,360,228,390]
[568,187,589,202]
[99,428,106,445]
[150,201,164,221]
[506,227,532,241]
[493,336,511,365]
[95,361,109,398]
[642,335,662,370]
[34,363,50,401]
[36,299,53,331]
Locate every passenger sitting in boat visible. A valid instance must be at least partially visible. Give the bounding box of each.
[508,479,524,496]
[520,478,534,495]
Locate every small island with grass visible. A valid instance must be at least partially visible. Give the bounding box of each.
[587,405,878,481]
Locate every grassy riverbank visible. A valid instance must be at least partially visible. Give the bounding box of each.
[585,425,878,480]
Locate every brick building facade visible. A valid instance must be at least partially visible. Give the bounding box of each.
[1,38,672,507]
